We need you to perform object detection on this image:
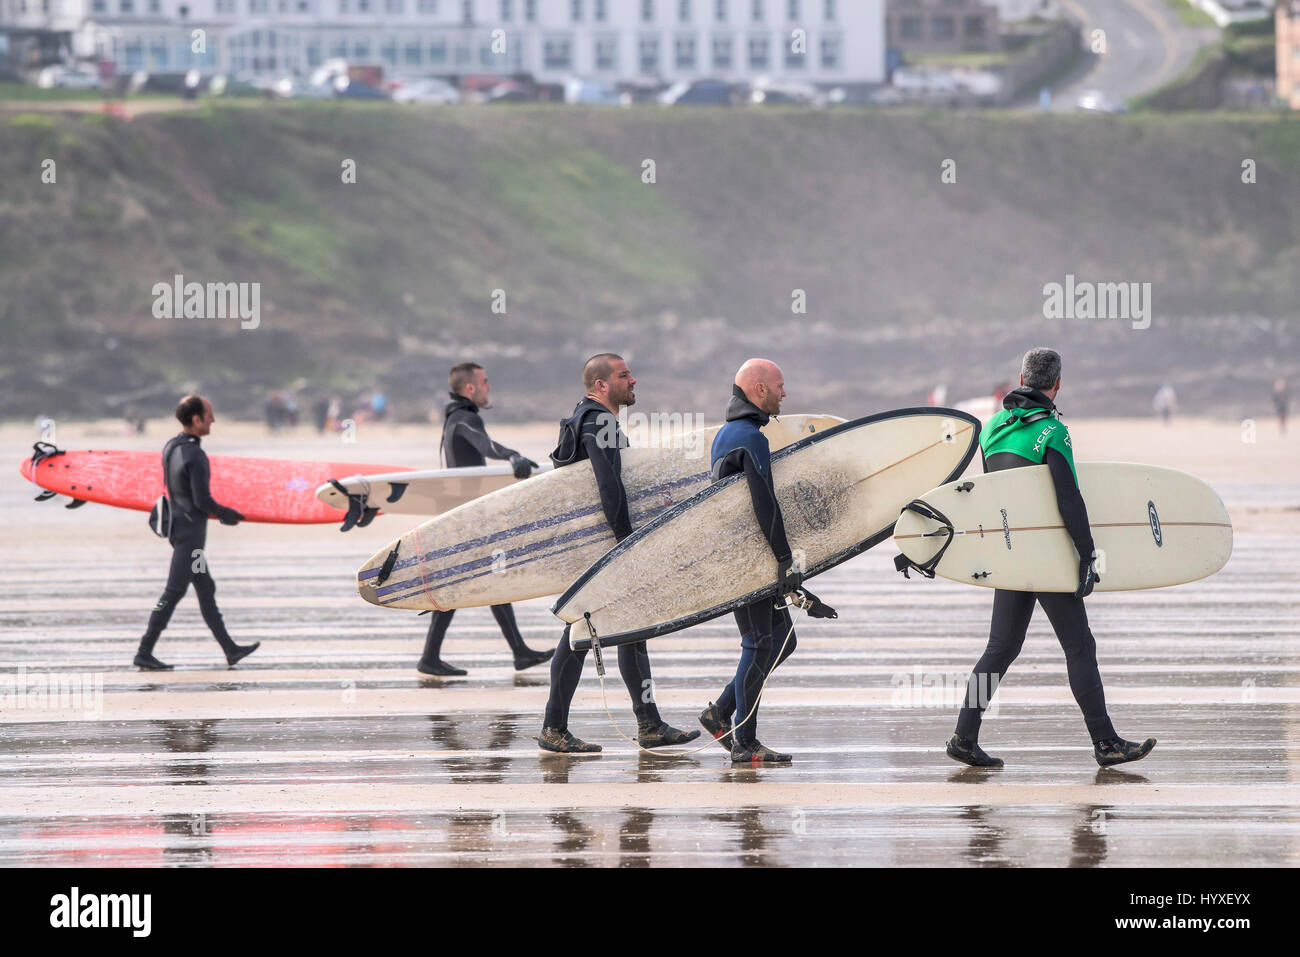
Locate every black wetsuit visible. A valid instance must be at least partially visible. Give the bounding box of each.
[420,393,534,666]
[139,433,243,657]
[542,397,659,731]
[710,386,797,747]
[954,387,1118,744]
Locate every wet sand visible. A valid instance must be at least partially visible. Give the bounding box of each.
[1,416,1297,866]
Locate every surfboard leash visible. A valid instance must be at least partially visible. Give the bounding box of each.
[584,601,805,758]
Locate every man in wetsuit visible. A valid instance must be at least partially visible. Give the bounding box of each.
[698,359,821,764]
[134,395,260,671]
[417,362,553,676]
[946,348,1156,769]
[537,353,701,753]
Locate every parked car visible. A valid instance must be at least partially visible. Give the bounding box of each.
[392,77,461,104]
[750,77,819,106]
[660,78,734,105]
[36,65,102,90]
[564,78,629,106]
[335,77,390,99]
[1076,89,1126,114]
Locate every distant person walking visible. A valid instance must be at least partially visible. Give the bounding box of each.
[946,348,1155,769]
[1274,379,1289,436]
[1153,383,1176,425]
[134,395,260,671]
[417,363,552,676]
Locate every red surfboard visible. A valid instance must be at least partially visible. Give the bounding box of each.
[19,446,413,524]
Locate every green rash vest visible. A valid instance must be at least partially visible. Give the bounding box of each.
[979,408,1080,484]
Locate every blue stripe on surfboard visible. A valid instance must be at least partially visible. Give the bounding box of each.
[365,470,709,599]
[373,499,684,605]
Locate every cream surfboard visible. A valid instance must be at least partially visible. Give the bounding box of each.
[553,408,982,649]
[891,463,1232,592]
[317,463,556,520]
[356,414,845,610]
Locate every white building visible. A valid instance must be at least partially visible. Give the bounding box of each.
[1,0,884,84]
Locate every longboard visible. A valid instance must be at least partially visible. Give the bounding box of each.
[19,445,412,524]
[317,463,556,518]
[356,414,845,610]
[891,463,1232,592]
[552,408,982,649]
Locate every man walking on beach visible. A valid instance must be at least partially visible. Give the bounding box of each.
[134,395,259,671]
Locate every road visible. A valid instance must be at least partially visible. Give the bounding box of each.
[1051,0,1220,108]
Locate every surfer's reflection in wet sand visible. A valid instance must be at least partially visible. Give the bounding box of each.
[959,805,1010,867]
[707,804,779,866]
[426,713,514,785]
[157,719,220,865]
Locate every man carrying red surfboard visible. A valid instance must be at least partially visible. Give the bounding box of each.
[134,395,260,671]
[416,362,553,676]
[946,348,1155,769]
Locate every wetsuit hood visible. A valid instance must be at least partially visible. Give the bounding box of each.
[444,391,480,419]
[1001,386,1057,417]
[725,384,770,427]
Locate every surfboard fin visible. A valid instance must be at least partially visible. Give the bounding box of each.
[34,489,58,502]
[332,479,379,532]
[64,498,87,510]
[385,482,408,504]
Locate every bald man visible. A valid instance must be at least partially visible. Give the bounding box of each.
[538,353,700,753]
[698,359,805,763]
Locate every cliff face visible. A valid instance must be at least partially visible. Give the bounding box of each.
[1,104,1298,420]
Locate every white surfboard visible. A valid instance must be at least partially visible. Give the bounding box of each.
[891,463,1233,592]
[317,463,556,518]
[356,414,845,610]
[552,409,982,649]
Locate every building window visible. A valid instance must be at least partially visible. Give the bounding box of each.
[150,37,168,68]
[638,34,659,72]
[124,38,143,67]
[674,34,696,68]
[571,0,582,21]
[382,38,398,64]
[359,0,370,11]
[250,0,267,10]
[418,0,436,11]
[544,35,573,69]
[307,43,322,65]
[931,15,954,40]
[92,0,105,12]
[500,0,511,19]
[751,0,762,23]
[964,15,984,39]
[784,37,803,68]
[899,16,921,40]
[595,0,606,21]
[386,0,403,11]
[148,0,160,12]
[678,0,690,22]
[353,38,370,57]
[819,33,839,68]
[525,0,535,21]
[747,33,768,67]
[454,42,471,64]
[714,0,726,22]
[120,0,133,12]
[404,40,422,63]
[428,36,447,63]
[330,37,347,56]
[823,0,834,21]
[461,0,472,24]
[641,0,654,23]
[594,34,617,69]
[711,34,732,68]
[786,0,798,20]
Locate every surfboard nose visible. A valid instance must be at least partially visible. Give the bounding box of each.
[357,577,381,606]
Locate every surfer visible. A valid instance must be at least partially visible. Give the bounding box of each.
[417,362,553,676]
[133,395,260,671]
[699,359,812,764]
[946,348,1156,769]
[537,353,701,753]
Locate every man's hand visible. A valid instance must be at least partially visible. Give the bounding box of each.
[1075,553,1101,599]
[219,508,245,526]
[777,556,803,595]
[509,454,539,479]
[789,586,837,620]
